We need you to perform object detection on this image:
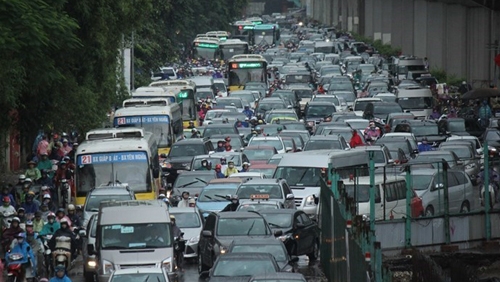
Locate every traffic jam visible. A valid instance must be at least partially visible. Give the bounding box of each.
[7,10,499,282]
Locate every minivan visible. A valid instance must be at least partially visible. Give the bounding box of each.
[92,200,174,282]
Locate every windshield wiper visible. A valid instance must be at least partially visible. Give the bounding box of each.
[177,181,198,188]
[204,195,213,200]
[195,178,207,184]
[102,245,128,250]
[247,220,256,235]
[295,170,309,185]
[267,222,281,228]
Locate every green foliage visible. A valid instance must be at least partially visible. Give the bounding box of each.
[430,68,466,86]
[352,34,401,58]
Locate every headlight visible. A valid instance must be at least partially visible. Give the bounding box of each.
[189,235,200,243]
[102,260,114,275]
[220,246,228,254]
[465,163,476,169]
[278,234,292,242]
[87,260,97,268]
[162,257,173,272]
[305,195,316,206]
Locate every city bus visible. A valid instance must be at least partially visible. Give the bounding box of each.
[113,102,182,155]
[132,87,176,103]
[206,31,229,41]
[231,21,255,44]
[192,37,221,60]
[75,127,160,204]
[246,17,263,25]
[253,24,280,46]
[149,80,198,127]
[227,54,268,92]
[122,97,171,108]
[217,39,250,60]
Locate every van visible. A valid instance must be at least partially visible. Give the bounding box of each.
[93,200,174,282]
[341,175,409,220]
[396,87,433,119]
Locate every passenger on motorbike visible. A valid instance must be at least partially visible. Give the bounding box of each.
[170,215,182,238]
[3,217,23,251]
[5,232,37,277]
[42,194,57,213]
[177,191,190,208]
[188,198,196,207]
[49,218,77,260]
[49,265,72,282]
[22,194,40,216]
[0,196,17,217]
[38,171,55,190]
[55,208,72,228]
[25,161,42,182]
[39,213,60,236]
[25,220,45,278]
[363,121,381,144]
[66,205,81,229]
[221,195,240,212]
[20,179,33,204]
[17,207,26,223]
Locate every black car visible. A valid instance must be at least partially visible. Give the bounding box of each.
[394,120,447,144]
[228,238,298,272]
[198,211,282,273]
[207,253,280,282]
[259,209,319,260]
[170,170,216,205]
[161,138,214,184]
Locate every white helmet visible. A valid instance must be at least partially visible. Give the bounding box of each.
[67,204,75,211]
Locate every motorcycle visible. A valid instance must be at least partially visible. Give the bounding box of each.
[40,234,53,277]
[6,251,36,282]
[58,179,71,209]
[1,210,16,230]
[174,233,185,271]
[51,236,72,275]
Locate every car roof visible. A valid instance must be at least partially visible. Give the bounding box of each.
[169,207,201,213]
[217,252,276,260]
[177,171,216,176]
[242,179,280,185]
[230,237,285,246]
[89,187,132,195]
[175,139,206,144]
[307,101,336,106]
[217,211,264,219]
[111,268,164,275]
[258,209,297,215]
[245,146,276,150]
[251,163,278,169]
[208,178,245,184]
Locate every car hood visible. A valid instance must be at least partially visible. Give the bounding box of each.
[179,227,202,241]
[101,248,172,267]
[196,201,229,213]
[290,186,320,198]
[208,276,253,282]
[166,156,195,165]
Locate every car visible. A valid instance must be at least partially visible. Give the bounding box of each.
[169,207,203,259]
[393,119,447,144]
[353,97,382,116]
[352,145,393,168]
[363,102,403,122]
[236,178,295,209]
[255,97,288,116]
[228,172,267,180]
[230,90,259,109]
[162,138,215,184]
[198,211,281,272]
[206,253,280,281]
[438,144,480,180]
[196,178,246,215]
[248,136,287,154]
[251,163,278,178]
[170,171,216,205]
[303,135,349,151]
[215,97,246,112]
[279,130,310,147]
[322,126,367,146]
[227,238,298,272]
[270,91,301,116]
[202,124,239,138]
[82,214,98,281]
[249,273,307,282]
[344,118,370,133]
[237,197,285,211]
[265,109,299,124]
[379,132,419,153]
[411,150,464,171]
[190,152,250,173]
[243,146,278,165]
[259,209,320,259]
[282,136,299,152]
[83,186,135,228]
[209,134,246,151]
[312,94,348,112]
[303,101,337,127]
[446,135,483,156]
[375,138,417,159]
[107,267,170,282]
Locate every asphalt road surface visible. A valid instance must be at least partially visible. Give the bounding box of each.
[67,254,327,282]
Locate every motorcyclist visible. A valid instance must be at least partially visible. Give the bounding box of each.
[242,105,254,119]
[224,161,239,177]
[0,196,17,225]
[215,164,225,179]
[417,137,434,152]
[49,218,77,260]
[215,140,225,152]
[25,160,42,182]
[41,194,57,213]
[5,232,37,277]
[221,195,239,212]
[20,178,33,204]
[177,191,190,208]
[363,121,381,144]
[37,153,54,179]
[49,265,72,282]
[66,205,81,229]
[190,128,200,138]
[55,208,72,228]
[38,170,55,188]
[17,207,26,223]
[3,217,23,251]
[169,215,182,238]
[33,211,45,233]
[240,162,250,173]
[1,187,16,208]
[188,198,196,207]
[25,221,45,279]
[54,161,72,189]
[199,159,210,170]
[39,212,60,236]
[22,193,40,215]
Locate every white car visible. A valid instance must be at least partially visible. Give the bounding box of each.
[168,207,203,259]
[228,172,267,180]
[248,136,286,154]
[108,267,170,282]
[352,97,382,116]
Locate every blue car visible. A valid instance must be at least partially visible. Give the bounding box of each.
[196,179,245,217]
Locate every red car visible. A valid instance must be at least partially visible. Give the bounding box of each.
[243,146,278,165]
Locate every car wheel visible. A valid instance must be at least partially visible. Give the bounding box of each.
[197,252,208,274]
[307,239,319,261]
[460,201,470,213]
[425,206,434,217]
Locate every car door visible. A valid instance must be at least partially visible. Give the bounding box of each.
[299,213,316,251]
[381,183,397,220]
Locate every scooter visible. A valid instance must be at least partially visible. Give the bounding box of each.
[58,179,71,209]
[6,251,36,282]
[41,234,53,277]
[174,233,185,271]
[52,236,72,274]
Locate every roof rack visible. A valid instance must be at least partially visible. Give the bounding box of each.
[85,128,144,141]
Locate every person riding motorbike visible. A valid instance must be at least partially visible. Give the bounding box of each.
[177,191,190,208]
[66,205,81,229]
[17,207,26,223]
[41,194,57,213]
[55,208,72,228]
[37,153,53,179]
[5,232,37,278]
[33,211,45,233]
[20,178,33,204]
[38,170,55,189]
[49,265,72,282]
[363,121,381,144]
[215,164,225,179]
[0,196,17,220]
[224,161,239,177]
[22,193,40,215]
[39,213,60,236]
[221,195,240,212]
[188,198,196,207]
[2,217,24,251]
[170,215,182,238]
[25,160,42,182]
[48,218,77,261]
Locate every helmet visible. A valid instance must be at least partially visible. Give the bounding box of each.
[158,194,166,198]
[47,212,56,219]
[188,198,196,204]
[17,207,25,213]
[11,217,20,224]
[230,195,239,200]
[26,220,33,226]
[18,174,26,181]
[41,186,50,191]
[27,191,35,196]
[63,156,70,161]
[60,161,67,165]
[57,208,65,214]
[35,211,42,217]
[68,204,75,211]
[215,164,222,169]
[182,191,190,196]
[39,279,49,282]
[242,162,250,167]
[3,196,10,203]
[60,218,69,225]
[43,194,51,199]
[169,215,176,220]
[15,232,26,239]
[162,198,170,204]
[24,178,32,184]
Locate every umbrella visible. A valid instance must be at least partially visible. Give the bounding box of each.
[461,88,500,99]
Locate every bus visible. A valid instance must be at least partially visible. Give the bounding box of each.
[231,21,255,43]
[227,54,268,92]
[218,39,250,60]
[192,37,220,60]
[206,31,229,41]
[246,17,263,25]
[149,80,198,127]
[113,103,182,155]
[253,24,280,46]
[132,87,176,103]
[75,127,160,204]
[122,97,170,108]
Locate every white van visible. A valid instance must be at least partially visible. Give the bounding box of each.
[396,87,433,119]
[342,175,407,220]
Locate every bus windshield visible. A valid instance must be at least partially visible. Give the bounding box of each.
[76,151,152,196]
[229,68,266,87]
[254,29,275,45]
[194,46,218,60]
[114,115,171,148]
[219,44,248,59]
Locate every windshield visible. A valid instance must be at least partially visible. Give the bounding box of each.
[174,174,213,189]
[410,174,434,191]
[238,203,279,211]
[231,244,286,261]
[169,144,206,158]
[354,101,374,111]
[285,74,310,84]
[258,102,286,113]
[379,141,410,155]
[306,105,336,118]
[196,91,214,100]
[274,166,322,186]
[171,212,201,228]
[220,45,248,59]
[267,113,297,122]
[237,184,282,199]
[412,125,438,136]
[329,83,353,92]
[261,213,292,228]
[441,147,472,159]
[345,184,374,202]
[198,188,236,202]
[76,151,151,196]
[232,94,255,105]
[204,127,237,138]
[85,195,133,212]
[113,116,171,148]
[249,139,284,151]
[416,154,455,165]
[304,140,341,150]
[332,92,355,102]
[110,273,166,282]
[193,156,241,168]
[254,29,275,45]
[217,217,269,236]
[229,68,266,87]
[217,99,243,108]
[213,82,226,92]
[101,223,171,249]
[213,258,276,277]
[375,105,402,115]
[397,97,433,110]
[205,110,228,120]
[314,96,340,106]
[244,149,275,161]
[485,130,500,141]
[194,46,217,60]
[294,89,313,99]
[448,121,466,132]
[252,168,276,178]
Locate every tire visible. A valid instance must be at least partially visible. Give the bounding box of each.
[197,251,208,274]
[307,239,319,261]
[84,270,95,282]
[460,201,470,213]
[425,206,434,217]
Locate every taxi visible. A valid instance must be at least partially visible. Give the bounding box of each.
[237,194,285,211]
[235,179,295,209]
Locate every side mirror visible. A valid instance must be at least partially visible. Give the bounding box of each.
[290,256,299,263]
[274,230,283,237]
[202,230,213,237]
[160,153,168,158]
[286,193,294,200]
[375,196,381,203]
[457,161,464,166]
[79,230,87,237]
[87,244,95,255]
[200,270,210,277]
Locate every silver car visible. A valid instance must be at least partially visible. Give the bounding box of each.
[169,207,203,259]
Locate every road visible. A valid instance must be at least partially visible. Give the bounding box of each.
[67,255,327,281]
